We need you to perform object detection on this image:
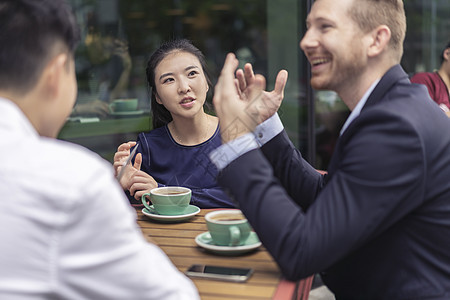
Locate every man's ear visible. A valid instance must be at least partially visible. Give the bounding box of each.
[367,25,391,58]
[41,53,68,99]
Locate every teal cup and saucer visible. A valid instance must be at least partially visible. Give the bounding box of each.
[195,210,261,255]
[141,186,200,222]
[109,98,145,117]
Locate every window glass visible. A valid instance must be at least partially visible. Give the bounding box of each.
[403,0,450,74]
[62,0,307,162]
[61,0,448,169]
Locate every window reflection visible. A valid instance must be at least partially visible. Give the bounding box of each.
[61,0,276,162]
[60,0,450,167]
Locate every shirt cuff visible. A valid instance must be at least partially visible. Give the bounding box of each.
[209,132,259,171]
[209,113,284,171]
[254,113,284,146]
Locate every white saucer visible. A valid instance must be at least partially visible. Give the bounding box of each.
[110,110,145,117]
[142,205,200,222]
[195,231,261,255]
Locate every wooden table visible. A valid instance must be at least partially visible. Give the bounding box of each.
[135,207,313,300]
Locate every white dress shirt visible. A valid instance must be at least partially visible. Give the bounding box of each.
[0,97,199,300]
[339,79,379,135]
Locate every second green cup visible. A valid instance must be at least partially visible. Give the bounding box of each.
[205,210,251,246]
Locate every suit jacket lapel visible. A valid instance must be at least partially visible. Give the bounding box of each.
[362,64,409,110]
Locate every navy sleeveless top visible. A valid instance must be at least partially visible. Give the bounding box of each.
[134,124,234,208]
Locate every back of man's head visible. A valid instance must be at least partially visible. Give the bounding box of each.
[348,0,406,63]
[0,0,80,95]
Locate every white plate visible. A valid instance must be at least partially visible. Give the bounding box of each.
[110,110,145,116]
[142,205,200,223]
[195,231,261,255]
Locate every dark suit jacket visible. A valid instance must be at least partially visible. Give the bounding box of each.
[218,65,450,299]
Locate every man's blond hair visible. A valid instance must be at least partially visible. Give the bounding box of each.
[348,0,406,62]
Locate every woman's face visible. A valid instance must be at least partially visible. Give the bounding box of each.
[154,50,209,120]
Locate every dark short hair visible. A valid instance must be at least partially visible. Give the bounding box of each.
[145,39,212,129]
[0,0,80,93]
[440,41,450,64]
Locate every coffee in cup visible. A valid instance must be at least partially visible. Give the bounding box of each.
[141,186,191,215]
[205,210,251,246]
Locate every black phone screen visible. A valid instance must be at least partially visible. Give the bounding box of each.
[186,264,253,282]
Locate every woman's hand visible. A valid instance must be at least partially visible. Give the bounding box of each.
[128,169,158,201]
[113,141,137,176]
[113,140,158,200]
[116,151,158,200]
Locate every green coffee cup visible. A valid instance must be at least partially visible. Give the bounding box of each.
[141,186,191,215]
[110,98,138,112]
[205,210,251,246]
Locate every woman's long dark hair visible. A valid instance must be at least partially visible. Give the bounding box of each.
[146,39,212,129]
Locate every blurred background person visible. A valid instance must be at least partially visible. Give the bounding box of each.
[72,13,132,117]
[411,41,450,117]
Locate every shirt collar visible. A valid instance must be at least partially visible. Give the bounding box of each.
[0,96,39,138]
[340,79,380,135]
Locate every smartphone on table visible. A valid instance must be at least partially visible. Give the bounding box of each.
[185,264,254,283]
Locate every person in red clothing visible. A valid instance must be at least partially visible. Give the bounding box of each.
[411,41,450,117]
